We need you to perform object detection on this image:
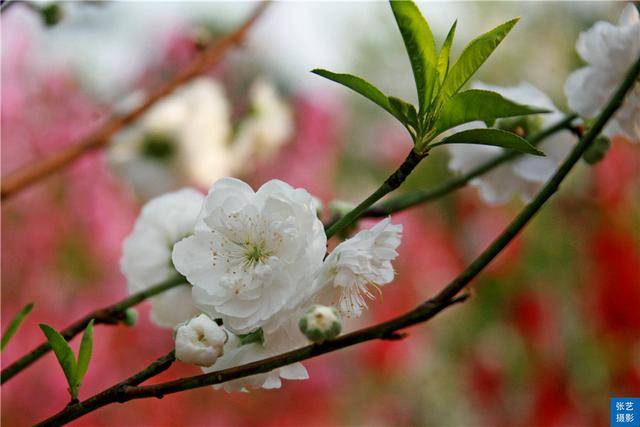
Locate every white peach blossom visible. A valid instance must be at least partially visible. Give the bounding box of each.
[121,188,202,328]
[316,218,402,318]
[564,4,640,141]
[172,178,326,334]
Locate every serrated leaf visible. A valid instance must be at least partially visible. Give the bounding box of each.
[439,18,519,102]
[311,69,401,121]
[433,90,551,134]
[431,128,545,156]
[390,0,438,111]
[436,20,457,83]
[39,324,78,398]
[76,320,94,385]
[1,303,34,351]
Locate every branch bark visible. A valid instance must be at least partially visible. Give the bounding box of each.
[0,1,269,201]
[36,53,640,426]
[0,276,185,384]
[324,149,425,238]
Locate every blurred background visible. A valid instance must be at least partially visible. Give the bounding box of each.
[2,1,639,426]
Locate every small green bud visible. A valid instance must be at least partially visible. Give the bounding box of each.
[299,305,342,344]
[40,3,63,27]
[583,136,611,165]
[123,308,138,327]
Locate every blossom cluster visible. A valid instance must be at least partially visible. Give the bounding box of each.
[447,4,639,206]
[121,178,402,391]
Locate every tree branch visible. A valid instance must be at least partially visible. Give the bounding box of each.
[0,1,269,201]
[325,149,425,238]
[0,276,185,384]
[365,114,578,217]
[323,113,578,230]
[36,54,640,427]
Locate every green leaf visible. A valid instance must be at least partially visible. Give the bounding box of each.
[439,18,519,102]
[1,303,34,351]
[431,128,545,156]
[75,320,94,385]
[39,324,78,398]
[433,90,551,134]
[388,96,418,129]
[436,20,457,83]
[390,0,438,111]
[311,69,401,121]
[238,328,264,346]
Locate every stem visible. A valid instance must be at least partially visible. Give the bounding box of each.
[325,149,424,238]
[0,1,269,201]
[37,54,640,427]
[365,114,578,217]
[0,276,185,384]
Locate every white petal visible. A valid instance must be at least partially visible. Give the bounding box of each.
[279,363,309,380]
[150,285,199,328]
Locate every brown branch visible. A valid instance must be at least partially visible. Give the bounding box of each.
[0,1,269,201]
[35,295,468,427]
[0,276,185,384]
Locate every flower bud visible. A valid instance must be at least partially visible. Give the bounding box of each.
[175,314,226,367]
[40,3,63,27]
[299,305,342,344]
[123,308,138,327]
[583,136,611,165]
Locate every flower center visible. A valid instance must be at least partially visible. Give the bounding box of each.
[243,241,270,267]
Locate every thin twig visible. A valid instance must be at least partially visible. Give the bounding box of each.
[36,54,640,427]
[0,276,185,384]
[0,2,269,201]
[325,149,426,238]
[327,114,578,226]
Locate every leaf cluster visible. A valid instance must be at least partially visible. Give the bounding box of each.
[313,0,549,156]
[39,320,94,400]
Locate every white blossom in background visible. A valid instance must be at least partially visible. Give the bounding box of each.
[315,218,402,318]
[121,188,202,328]
[203,320,309,392]
[108,77,232,199]
[446,82,575,204]
[231,79,294,172]
[108,77,294,199]
[175,314,227,367]
[564,4,640,141]
[171,178,327,335]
